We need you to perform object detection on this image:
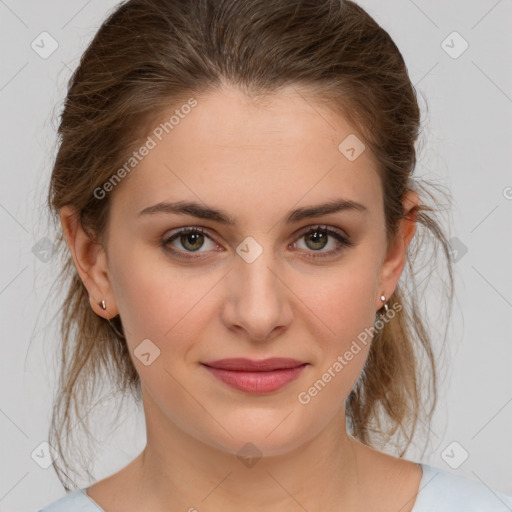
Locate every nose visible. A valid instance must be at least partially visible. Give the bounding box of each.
[220,249,293,343]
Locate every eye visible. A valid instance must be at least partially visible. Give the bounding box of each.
[290,225,354,259]
[162,227,220,259]
[162,224,354,261]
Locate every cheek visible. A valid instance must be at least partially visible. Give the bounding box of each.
[290,255,380,394]
[109,246,219,353]
[293,288,375,415]
[294,260,379,345]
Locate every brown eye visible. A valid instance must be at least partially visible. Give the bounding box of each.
[304,229,329,250]
[292,225,354,259]
[179,230,205,251]
[162,227,220,259]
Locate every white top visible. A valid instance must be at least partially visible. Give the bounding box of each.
[38,463,512,511]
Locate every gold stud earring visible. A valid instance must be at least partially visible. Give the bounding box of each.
[97,299,124,338]
[380,294,389,313]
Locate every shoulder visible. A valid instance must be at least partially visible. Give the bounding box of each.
[38,488,103,512]
[413,463,512,512]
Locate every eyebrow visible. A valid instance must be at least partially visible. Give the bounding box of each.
[138,198,368,225]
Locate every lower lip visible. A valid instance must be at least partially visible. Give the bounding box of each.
[202,364,308,393]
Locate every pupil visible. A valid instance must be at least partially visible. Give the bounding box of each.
[183,232,203,251]
[308,231,327,250]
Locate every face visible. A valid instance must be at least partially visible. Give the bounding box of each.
[62,85,416,458]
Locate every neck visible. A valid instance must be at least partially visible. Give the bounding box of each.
[132,393,364,511]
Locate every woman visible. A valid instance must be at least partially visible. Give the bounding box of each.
[38,0,512,510]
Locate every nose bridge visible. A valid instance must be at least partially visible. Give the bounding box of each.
[224,236,292,340]
[240,248,280,302]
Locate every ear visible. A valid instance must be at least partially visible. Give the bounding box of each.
[376,189,419,309]
[59,205,119,318]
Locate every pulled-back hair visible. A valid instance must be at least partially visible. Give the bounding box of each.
[46,0,454,490]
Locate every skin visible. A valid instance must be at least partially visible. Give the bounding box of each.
[60,85,422,512]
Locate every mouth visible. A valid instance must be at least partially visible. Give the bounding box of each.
[200,358,309,393]
[202,357,307,371]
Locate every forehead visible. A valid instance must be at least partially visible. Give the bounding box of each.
[110,85,382,224]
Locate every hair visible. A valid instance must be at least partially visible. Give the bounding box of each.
[46,0,454,491]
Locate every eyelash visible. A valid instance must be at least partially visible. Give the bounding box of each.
[161,225,354,261]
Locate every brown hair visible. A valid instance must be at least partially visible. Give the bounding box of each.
[46,0,454,490]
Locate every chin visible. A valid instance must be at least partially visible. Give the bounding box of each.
[195,411,316,459]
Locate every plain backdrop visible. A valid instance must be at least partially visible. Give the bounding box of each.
[0,1,511,510]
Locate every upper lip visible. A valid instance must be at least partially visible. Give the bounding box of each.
[201,358,307,371]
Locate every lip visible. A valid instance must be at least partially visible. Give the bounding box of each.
[201,358,308,393]
[202,357,306,371]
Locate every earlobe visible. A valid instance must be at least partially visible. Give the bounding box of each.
[59,205,119,318]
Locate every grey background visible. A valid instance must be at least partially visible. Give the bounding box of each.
[1,1,511,510]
